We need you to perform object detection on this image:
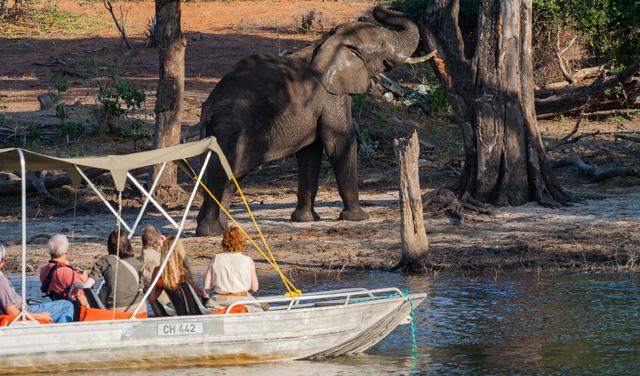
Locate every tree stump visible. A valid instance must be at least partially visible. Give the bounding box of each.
[393,131,429,272]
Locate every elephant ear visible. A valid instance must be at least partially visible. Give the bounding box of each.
[311,43,371,95]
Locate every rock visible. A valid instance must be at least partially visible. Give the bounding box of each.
[383,92,394,102]
[38,94,55,110]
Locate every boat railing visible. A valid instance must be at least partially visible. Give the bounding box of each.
[225,287,404,314]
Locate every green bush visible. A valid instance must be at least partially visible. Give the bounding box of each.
[357,125,378,158]
[298,10,316,34]
[391,0,640,65]
[95,75,146,133]
[95,75,149,149]
[553,0,640,64]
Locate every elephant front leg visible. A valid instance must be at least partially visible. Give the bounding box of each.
[291,141,323,222]
[319,104,369,222]
[196,168,235,236]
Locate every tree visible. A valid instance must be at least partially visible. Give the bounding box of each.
[420,0,570,206]
[152,0,186,195]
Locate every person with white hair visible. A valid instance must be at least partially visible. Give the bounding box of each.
[39,234,89,307]
[0,242,75,323]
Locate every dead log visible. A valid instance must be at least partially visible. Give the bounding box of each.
[391,131,428,272]
[616,133,640,143]
[37,94,55,110]
[552,155,640,181]
[542,66,604,90]
[26,172,69,207]
[0,169,106,195]
[377,74,431,114]
[538,90,640,118]
[536,60,640,117]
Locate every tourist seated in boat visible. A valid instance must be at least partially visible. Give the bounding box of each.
[140,224,172,309]
[74,230,146,312]
[0,243,74,323]
[140,224,165,288]
[148,237,208,306]
[39,234,90,307]
[203,227,263,312]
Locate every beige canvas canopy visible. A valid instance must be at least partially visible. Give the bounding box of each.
[0,137,234,323]
[0,136,233,190]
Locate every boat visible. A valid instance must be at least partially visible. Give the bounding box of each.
[0,288,424,373]
[0,138,425,374]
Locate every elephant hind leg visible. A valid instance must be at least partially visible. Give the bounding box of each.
[291,141,323,222]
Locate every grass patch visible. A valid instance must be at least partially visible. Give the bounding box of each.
[0,2,92,37]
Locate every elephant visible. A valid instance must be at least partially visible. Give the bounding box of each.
[195,5,435,236]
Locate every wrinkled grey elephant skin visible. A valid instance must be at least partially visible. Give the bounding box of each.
[196,5,424,236]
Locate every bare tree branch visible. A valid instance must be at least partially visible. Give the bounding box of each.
[103,0,131,49]
[556,25,577,84]
[553,155,640,181]
[546,97,591,151]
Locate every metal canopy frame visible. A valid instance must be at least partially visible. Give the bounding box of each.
[7,146,221,326]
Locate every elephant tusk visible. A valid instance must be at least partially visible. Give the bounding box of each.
[404,50,438,64]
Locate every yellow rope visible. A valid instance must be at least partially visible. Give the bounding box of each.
[231,176,301,297]
[195,177,301,296]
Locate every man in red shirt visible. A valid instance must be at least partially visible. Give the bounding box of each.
[39,234,89,307]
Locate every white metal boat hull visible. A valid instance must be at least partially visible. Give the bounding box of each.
[0,293,424,374]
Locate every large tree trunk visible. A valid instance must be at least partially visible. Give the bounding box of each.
[152,0,186,195]
[393,131,429,272]
[422,0,569,207]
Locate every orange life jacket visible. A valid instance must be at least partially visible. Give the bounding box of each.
[209,304,248,315]
[0,314,52,326]
[78,306,148,321]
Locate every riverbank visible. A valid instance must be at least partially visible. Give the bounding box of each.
[1,181,639,278]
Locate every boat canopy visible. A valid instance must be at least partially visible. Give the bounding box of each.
[1,136,299,325]
[0,137,236,324]
[0,136,233,190]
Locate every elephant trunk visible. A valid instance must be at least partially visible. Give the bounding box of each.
[372,5,420,65]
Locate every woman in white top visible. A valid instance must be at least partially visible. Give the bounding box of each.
[203,227,262,311]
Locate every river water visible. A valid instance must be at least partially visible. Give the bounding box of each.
[10,272,640,375]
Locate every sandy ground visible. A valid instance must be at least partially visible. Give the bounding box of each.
[1,1,640,278]
[1,180,639,278]
[0,0,372,142]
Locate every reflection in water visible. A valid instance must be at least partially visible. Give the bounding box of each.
[10,272,640,375]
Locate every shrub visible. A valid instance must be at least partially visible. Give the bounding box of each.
[95,75,146,133]
[95,75,149,149]
[391,0,640,66]
[298,10,316,34]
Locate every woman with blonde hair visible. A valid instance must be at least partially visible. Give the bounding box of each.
[203,226,262,311]
[149,237,207,304]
